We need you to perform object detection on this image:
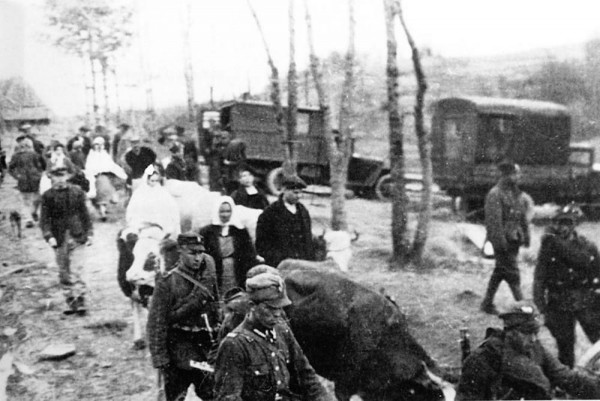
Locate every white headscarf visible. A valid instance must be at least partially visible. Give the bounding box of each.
[211,195,243,236]
[85,144,127,179]
[126,164,181,239]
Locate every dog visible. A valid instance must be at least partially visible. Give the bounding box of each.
[9,211,22,238]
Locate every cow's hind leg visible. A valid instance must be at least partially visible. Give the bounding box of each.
[132,300,146,350]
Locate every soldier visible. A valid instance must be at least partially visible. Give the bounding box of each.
[40,165,93,315]
[480,160,534,314]
[147,232,220,401]
[214,269,328,401]
[457,301,600,400]
[533,204,600,367]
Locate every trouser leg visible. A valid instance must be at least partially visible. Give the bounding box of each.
[481,271,502,308]
[577,307,600,345]
[56,238,87,306]
[545,308,576,367]
[20,191,36,224]
[497,246,522,301]
[163,366,192,401]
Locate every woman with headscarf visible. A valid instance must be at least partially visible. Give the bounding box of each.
[199,196,258,296]
[126,164,181,240]
[85,136,128,220]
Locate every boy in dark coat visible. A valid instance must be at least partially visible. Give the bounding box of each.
[40,166,93,314]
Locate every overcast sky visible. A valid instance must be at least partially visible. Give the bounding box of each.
[2,0,600,117]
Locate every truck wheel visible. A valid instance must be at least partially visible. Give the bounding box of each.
[374,174,393,201]
[266,167,285,196]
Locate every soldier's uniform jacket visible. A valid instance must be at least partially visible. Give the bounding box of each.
[534,228,600,312]
[255,198,315,268]
[456,328,600,400]
[40,183,93,246]
[485,180,532,252]
[214,317,328,401]
[147,253,219,369]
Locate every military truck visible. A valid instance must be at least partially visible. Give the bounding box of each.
[430,96,600,216]
[198,100,392,198]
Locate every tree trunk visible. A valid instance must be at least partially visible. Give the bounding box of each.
[396,0,431,263]
[246,0,288,175]
[285,0,298,177]
[112,60,122,123]
[135,0,154,116]
[183,0,196,123]
[384,0,409,269]
[100,56,111,125]
[87,36,100,125]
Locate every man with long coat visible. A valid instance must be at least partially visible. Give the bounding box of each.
[255,176,315,268]
[147,232,219,401]
[481,160,533,314]
[533,204,600,367]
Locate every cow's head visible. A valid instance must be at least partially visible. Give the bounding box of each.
[125,224,168,287]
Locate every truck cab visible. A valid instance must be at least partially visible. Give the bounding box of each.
[431,96,600,215]
[198,100,389,197]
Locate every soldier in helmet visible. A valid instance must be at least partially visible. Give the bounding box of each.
[457,301,600,400]
[214,269,328,401]
[147,232,219,401]
[533,203,600,367]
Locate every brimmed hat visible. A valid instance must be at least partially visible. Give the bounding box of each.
[177,232,205,251]
[281,175,307,190]
[19,123,32,131]
[246,271,291,308]
[499,301,540,334]
[92,136,105,145]
[79,126,91,133]
[497,160,519,175]
[49,166,69,176]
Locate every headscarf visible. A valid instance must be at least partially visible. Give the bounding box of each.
[85,142,127,179]
[126,164,181,239]
[210,195,243,236]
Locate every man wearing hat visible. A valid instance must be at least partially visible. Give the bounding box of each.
[533,203,600,367]
[121,134,157,187]
[147,232,219,401]
[67,126,93,157]
[214,269,328,401]
[18,123,45,156]
[40,165,93,315]
[255,175,315,267]
[457,301,600,400]
[231,164,270,210]
[481,160,534,314]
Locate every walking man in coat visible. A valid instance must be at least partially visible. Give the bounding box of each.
[480,160,534,314]
[457,301,600,400]
[255,176,315,268]
[533,204,600,367]
[214,269,328,401]
[40,166,93,314]
[147,232,219,401]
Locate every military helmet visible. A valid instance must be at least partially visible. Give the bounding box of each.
[554,203,584,223]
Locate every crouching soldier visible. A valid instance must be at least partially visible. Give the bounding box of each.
[147,232,219,401]
[457,301,600,400]
[533,204,600,367]
[214,269,328,401]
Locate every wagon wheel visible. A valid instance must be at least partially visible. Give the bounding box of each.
[577,339,600,373]
[374,173,393,201]
[266,167,284,196]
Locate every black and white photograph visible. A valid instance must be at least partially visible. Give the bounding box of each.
[3,0,600,400]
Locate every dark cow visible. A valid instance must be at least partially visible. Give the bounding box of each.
[220,260,453,400]
[279,261,452,401]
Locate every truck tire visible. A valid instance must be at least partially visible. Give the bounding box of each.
[374,174,393,201]
[266,167,285,196]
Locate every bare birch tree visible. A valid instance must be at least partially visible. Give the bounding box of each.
[182,0,196,123]
[383,0,410,268]
[395,0,431,262]
[304,0,355,230]
[285,0,298,177]
[247,0,292,179]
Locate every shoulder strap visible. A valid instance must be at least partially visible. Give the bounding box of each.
[172,268,215,301]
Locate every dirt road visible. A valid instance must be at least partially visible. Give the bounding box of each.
[1,173,596,400]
